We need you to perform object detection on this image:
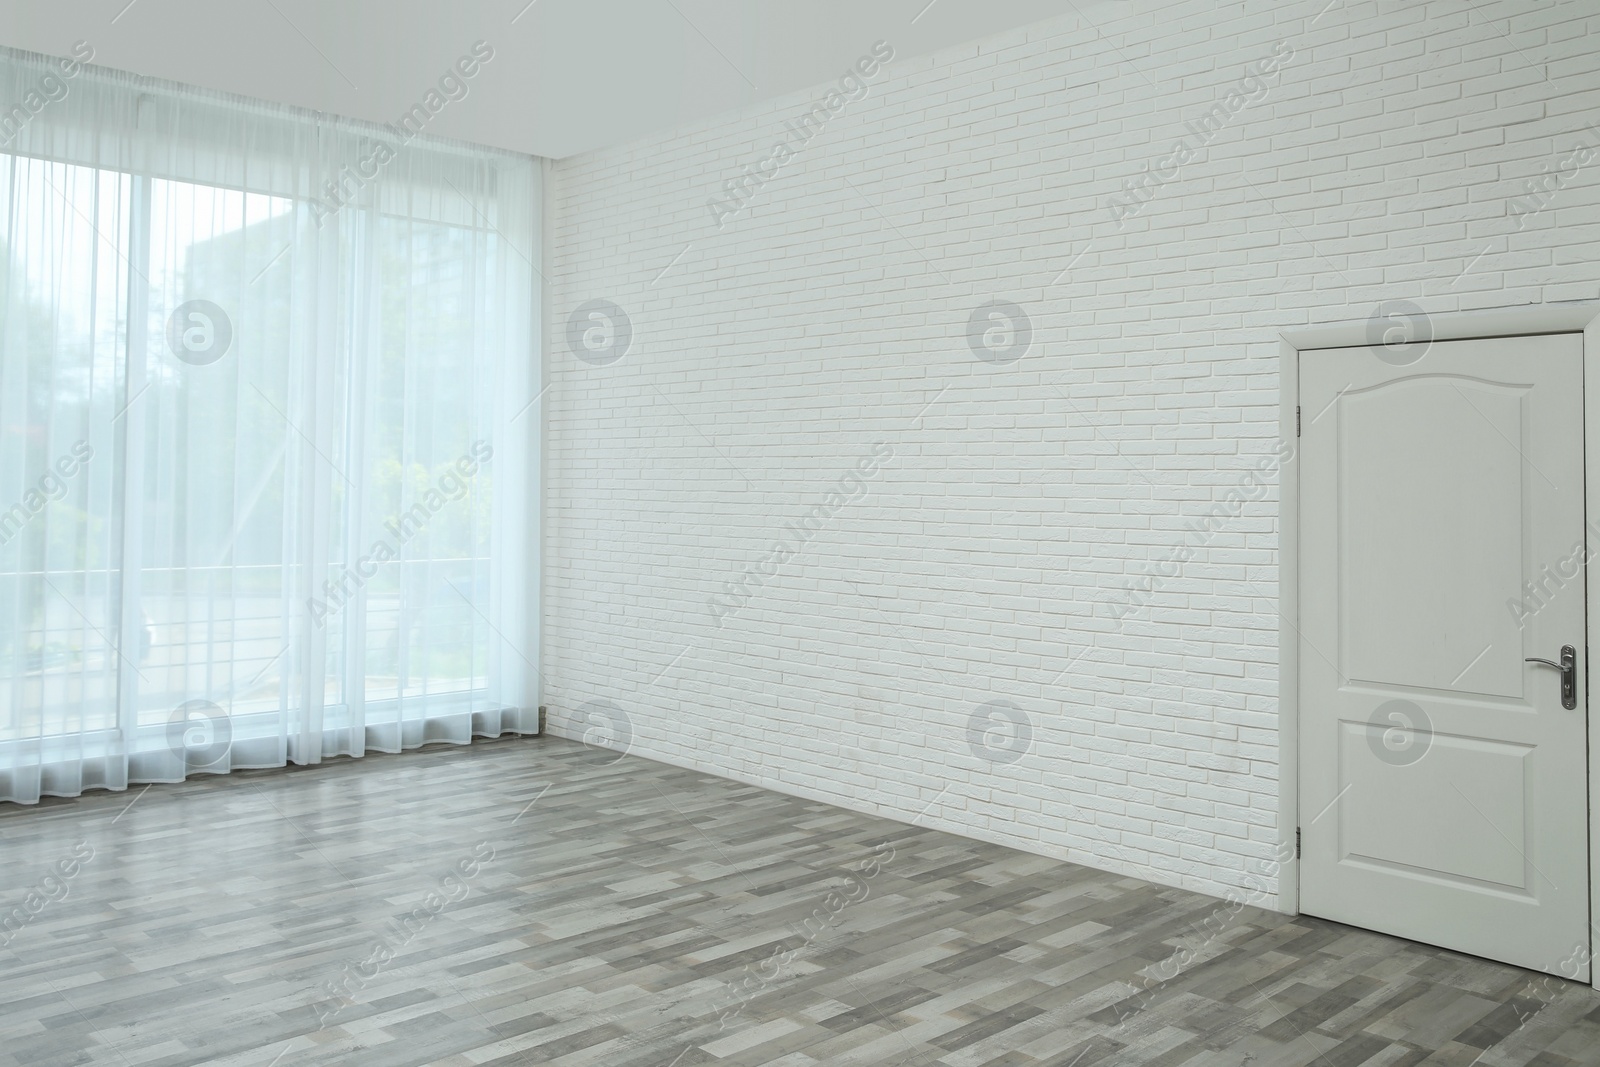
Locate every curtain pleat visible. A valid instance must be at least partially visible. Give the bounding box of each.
[0,46,540,804]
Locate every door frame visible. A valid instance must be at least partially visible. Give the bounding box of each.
[1278,300,1600,991]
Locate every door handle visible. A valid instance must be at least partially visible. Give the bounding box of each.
[1524,645,1577,709]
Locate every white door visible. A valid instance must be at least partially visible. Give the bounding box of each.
[1299,332,1590,978]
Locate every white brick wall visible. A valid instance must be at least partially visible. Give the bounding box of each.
[543,0,1600,899]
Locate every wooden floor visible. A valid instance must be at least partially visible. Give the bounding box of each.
[1,737,1597,1067]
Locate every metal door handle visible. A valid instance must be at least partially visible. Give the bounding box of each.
[1524,645,1577,709]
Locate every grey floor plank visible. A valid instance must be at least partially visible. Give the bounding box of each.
[1,737,1596,1066]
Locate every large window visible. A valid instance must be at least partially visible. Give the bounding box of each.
[0,48,539,803]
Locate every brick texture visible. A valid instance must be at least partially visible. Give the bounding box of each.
[543,0,1600,899]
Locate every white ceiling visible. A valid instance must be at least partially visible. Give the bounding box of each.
[0,0,1103,159]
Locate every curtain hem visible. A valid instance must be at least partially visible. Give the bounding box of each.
[0,707,542,806]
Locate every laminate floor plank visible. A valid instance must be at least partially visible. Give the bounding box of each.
[1,737,1595,1066]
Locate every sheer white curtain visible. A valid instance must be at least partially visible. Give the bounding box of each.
[0,47,540,804]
